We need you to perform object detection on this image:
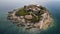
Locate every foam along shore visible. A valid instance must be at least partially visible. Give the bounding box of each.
[7,4,53,30]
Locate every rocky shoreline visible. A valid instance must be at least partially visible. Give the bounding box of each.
[7,4,53,30]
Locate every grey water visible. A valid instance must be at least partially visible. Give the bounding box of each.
[0,0,60,34]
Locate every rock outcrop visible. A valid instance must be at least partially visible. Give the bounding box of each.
[7,4,53,30]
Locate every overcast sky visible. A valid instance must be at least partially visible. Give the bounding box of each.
[0,0,60,8]
[0,0,60,5]
[0,0,60,4]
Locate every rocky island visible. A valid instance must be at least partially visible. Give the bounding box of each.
[7,4,53,30]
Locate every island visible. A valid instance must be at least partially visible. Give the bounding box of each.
[7,4,54,30]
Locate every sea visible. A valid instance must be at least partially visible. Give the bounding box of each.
[0,0,60,34]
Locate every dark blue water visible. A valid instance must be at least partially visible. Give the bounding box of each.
[0,0,60,34]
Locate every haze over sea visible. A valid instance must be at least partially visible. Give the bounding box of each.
[0,0,60,34]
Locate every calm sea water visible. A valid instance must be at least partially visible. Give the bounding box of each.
[0,0,60,34]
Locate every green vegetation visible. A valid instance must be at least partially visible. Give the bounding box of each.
[15,8,31,16]
[15,8,26,16]
[31,16,38,22]
[15,7,41,22]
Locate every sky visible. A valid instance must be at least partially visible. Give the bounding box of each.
[0,0,60,10]
[0,0,60,6]
[0,0,60,4]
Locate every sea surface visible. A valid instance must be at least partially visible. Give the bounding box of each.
[0,0,60,34]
